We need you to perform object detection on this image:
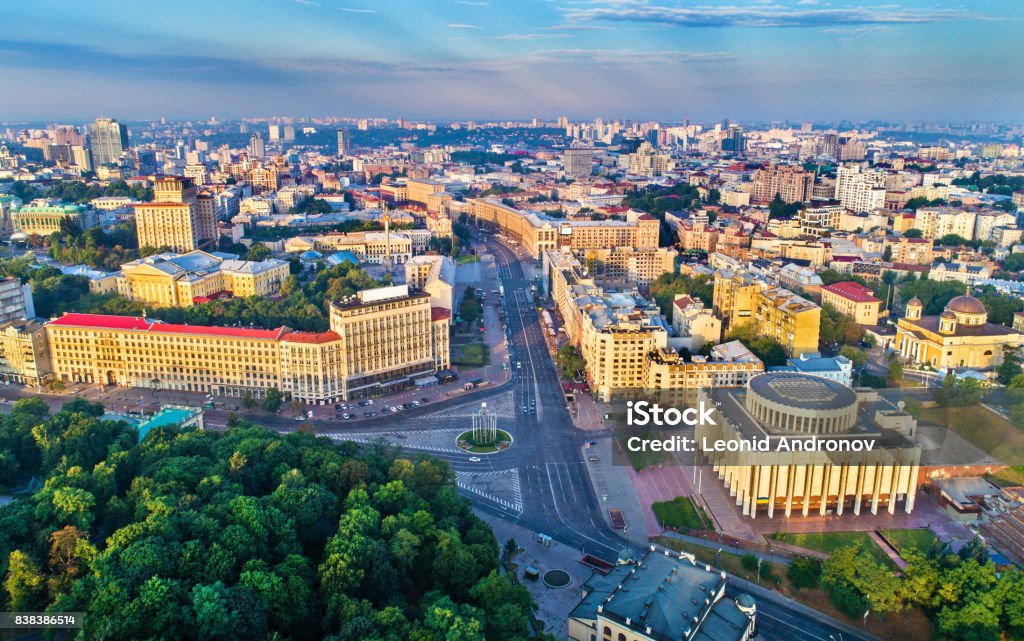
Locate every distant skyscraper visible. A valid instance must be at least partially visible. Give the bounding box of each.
[268,125,281,140]
[337,130,350,156]
[563,144,593,179]
[87,117,129,168]
[283,125,296,141]
[722,125,745,155]
[248,133,265,159]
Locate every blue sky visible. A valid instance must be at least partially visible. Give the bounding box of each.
[2,0,1022,122]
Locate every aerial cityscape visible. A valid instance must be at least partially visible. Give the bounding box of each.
[3,2,1024,641]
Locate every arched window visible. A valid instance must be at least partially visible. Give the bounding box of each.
[603,626,611,639]
[617,634,626,641]
[984,350,993,356]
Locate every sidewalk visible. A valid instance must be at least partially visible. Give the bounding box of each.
[580,437,649,548]
[475,510,593,641]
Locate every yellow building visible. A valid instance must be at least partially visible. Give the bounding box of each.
[0,319,52,386]
[12,200,87,236]
[820,281,882,326]
[43,285,450,402]
[644,344,763,406]
[713,270,821,356]
[405,178,445,207]
[135,176,214,253]
[119,250,289,307]
[472,198,659,259]
[285,232,414,264]
[699,375,921,518]
[896,294,1024,370]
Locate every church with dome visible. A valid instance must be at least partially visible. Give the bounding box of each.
[895,292,1024,371]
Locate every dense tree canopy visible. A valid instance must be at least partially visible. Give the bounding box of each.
[0,400,541,641]
[725,322,787,366]
[648,273,713,318]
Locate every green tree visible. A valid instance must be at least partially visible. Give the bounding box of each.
[556,344,585,379]
[839,345,868,368]
[246,243,272,262]
[787,556,823,590]
[997,347,1022,385]
[261,388,284,413]
[888,359,904,383]
[4,550,46,611]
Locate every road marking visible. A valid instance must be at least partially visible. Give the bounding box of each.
[544,462,619,556]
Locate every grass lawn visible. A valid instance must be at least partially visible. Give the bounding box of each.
[457,254,481,264]
[879,529,940,556]
[457,429,512,453]
[652,497,709,531]
[452,342,490,368]
[771,531,893,566]
[917,404,1024,465]
[655,536,934,641]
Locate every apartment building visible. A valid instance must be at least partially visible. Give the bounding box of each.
[42,285,449,403]
[579,246,676,287]
[119,250,290,307]
[752,164,814,204]
[0,277,33,323]
[834,164,886,213]
[888,237,934,265]
[713,270,821,356]
[404,255,455,318]
[644,342,763,406]
[678,222,719,252]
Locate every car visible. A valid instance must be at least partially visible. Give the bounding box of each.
[358,400,368,407]
[366,399,374,405]
[588,456,600,462]
[342,413,353,420]
[523,406,529,413]
[389,406,399,413]
[421,397,430,403]
[530,406,536,414]
[294,416,305,421]
[364,411,375,418]
[411,401,420,407]
[468,456,481,462]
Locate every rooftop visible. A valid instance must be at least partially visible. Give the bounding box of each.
[822,281,881,303]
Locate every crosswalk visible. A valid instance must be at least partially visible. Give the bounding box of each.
[322,429,465,454]
[455,467,523,513]
[421,390,516,419]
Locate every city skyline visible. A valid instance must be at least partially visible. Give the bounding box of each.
[3,0,1023,122]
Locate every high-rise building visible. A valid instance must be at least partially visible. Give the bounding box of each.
[87,117,129,168]
[834,164,887,213]
[283,125,296,141]
[336,129,350,156]
[268,125,281,140]
[134,176,213,253]
[563,145,593,179]
[752,164,815,204]
[722,125,745,154]
[248,132,265,159]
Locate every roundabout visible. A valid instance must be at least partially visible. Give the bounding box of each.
[457,428,513,453]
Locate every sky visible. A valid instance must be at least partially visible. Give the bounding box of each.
[2,0,1022,122]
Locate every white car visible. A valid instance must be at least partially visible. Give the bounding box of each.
[468,456,482,462]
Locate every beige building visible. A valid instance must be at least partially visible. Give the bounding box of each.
[752,164,814,204]
[896,294,1024,370]
[119,250,289,307]
[888,236,934,265]
[821,281,882,326]
[713,270,821,356]
[134,176,215,252]
[699,374,921,518]
[285,231,414,264]
[404,255,455,320]
[472,198,658,259]
[0,319,52,386]
[579,247,676,287]
[43,285,448,403]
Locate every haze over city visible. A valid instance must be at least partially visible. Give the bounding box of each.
[3,0,1024,121]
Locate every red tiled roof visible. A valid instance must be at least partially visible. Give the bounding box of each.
[281,331,341,344]
[49,313,284,339]
[636,213,656,221]
[50,313,151,331]
[431,307,451,321]
[674,296,695,310]
[823,281,880,303]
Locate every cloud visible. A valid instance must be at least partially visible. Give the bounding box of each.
[290,0,321,6]
[494,33,570,40]
[448,23,481,29]
[563,2,985,28]
[339,7,375,13]
[524,48,734,64]
[456,0,489,5]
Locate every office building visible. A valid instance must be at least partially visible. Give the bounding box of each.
[404,255,455,319]
[87,117,129,167]
[337,129,350,156]
[699,374,921,518]
[563,145,593,179]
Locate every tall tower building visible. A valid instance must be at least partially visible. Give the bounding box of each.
[134,176,212,252]
[336,129,350,156]
[563,144,593,179]
[248,133,265,159]
[87,117,129,168]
